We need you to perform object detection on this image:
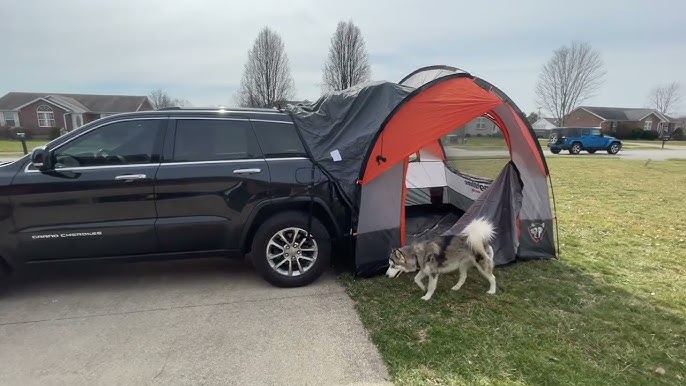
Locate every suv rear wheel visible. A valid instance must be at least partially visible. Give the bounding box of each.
[569,142,582,155]
[250,211,331,287]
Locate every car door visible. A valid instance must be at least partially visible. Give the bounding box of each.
[153,117,271,253]
[587,128,605,149]
[10,117,165,261]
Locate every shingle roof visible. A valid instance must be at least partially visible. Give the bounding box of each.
[0,92,150,112]
[580,106,673,122]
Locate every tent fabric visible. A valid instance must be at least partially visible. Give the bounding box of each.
[442,161,524,265]
[286,65,558,278]
[362,76,503,184]
[287,81,412,209]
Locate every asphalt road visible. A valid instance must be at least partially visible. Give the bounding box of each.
[0,259,391,386]
[445,146,686,160]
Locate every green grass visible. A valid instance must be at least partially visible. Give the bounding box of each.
[342,157,686,385]
[448,157,511,180]
[447,136,509,151]
[0,140,47,153]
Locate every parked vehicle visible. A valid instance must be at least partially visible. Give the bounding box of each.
[547,127,622,155]
[0,108,351,288]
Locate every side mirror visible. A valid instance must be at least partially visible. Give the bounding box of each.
[31,146,52,170]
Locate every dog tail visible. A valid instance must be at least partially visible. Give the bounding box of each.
[460,217,495,260]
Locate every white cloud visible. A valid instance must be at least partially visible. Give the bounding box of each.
[2,0,685,114]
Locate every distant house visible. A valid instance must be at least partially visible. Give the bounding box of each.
[531,117,559,138]
[564,106,678,137]
[0,92,154,138]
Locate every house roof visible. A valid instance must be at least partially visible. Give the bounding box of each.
[543,117,560,125]
[0,92,150,113]
[579,106,673,122]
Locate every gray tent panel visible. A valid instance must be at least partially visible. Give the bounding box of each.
[287,81,413,209]
[355,162,405,276]
[442,161,524,266]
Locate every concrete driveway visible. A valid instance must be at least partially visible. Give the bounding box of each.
[0,259,391,386]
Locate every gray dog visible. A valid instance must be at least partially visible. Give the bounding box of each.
[386,218,496,301]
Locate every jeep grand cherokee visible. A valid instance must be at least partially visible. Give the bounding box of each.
[0,108,350,288]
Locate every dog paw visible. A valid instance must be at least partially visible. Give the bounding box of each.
[420,295,432,301]
[451,285,462,291]
[486,289,496,295]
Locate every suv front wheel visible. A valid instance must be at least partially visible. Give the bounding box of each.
[607,142,621,154]
[250,211,331,287]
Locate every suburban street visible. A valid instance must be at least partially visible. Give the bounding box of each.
[444,145,686,160]
[0,260,391,385]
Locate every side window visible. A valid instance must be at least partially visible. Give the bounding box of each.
[52,119,162,168]
[591,128,602,136]
[251,120,307,158]
[172,119,262,162]
[581,128,590,136]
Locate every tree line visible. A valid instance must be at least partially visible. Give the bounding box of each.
[532,41,681,125]
[148,25,680,120]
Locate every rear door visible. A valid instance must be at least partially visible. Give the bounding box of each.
[587,128,605,149]
[154,117,271,253]
[10,117,165,261]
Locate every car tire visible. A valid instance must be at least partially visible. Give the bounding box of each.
[550,149,561,154]
[587,150,596,154]
[607,142,621,154]
[250,211,331,288]
[569,142,582,155]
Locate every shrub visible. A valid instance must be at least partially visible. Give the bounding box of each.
[8,127,31,140]
[641,130,660,140]
[49,127,62,140]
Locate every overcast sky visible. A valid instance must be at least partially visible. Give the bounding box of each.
[2,0,685,116]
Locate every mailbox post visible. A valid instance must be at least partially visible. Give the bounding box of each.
[16,132,29,155]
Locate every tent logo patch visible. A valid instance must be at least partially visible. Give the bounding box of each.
[464,179,489,193]
[528,222,546,243]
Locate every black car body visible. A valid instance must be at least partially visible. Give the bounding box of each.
[0,108,351,287]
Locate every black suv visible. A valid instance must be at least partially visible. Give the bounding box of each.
[0,108,350,288]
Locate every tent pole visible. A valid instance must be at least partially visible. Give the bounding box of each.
[548,174,561,259]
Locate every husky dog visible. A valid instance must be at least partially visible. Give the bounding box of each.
[385,218,496,301]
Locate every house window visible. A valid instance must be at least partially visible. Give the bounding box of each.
[644,120,652,131]
[476,117,487,129]
[37,105,56,127]
[3,112,16,126]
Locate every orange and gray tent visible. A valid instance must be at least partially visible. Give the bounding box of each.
[287,65,558,277]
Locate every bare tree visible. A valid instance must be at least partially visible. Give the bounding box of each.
[148,89,192,109]
[647,82,681,116]
[236,27,295,108]
[535,42,606,126]
[322,20,371,92]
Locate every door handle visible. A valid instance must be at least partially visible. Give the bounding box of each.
[233,168,261,175]
[114,174,147,181]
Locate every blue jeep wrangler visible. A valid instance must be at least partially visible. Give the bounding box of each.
[547,127,622,155]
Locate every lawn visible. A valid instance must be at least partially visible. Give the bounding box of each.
[341,157,686,385]
[0,139,47,154]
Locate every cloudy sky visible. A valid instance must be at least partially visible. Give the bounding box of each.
[3,0,685,116]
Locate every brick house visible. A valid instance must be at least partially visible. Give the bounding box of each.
[0,92,154,139]
[564,106,678,138]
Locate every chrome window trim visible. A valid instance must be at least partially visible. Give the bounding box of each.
[25,162,161,173]
[23,157,309,173]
